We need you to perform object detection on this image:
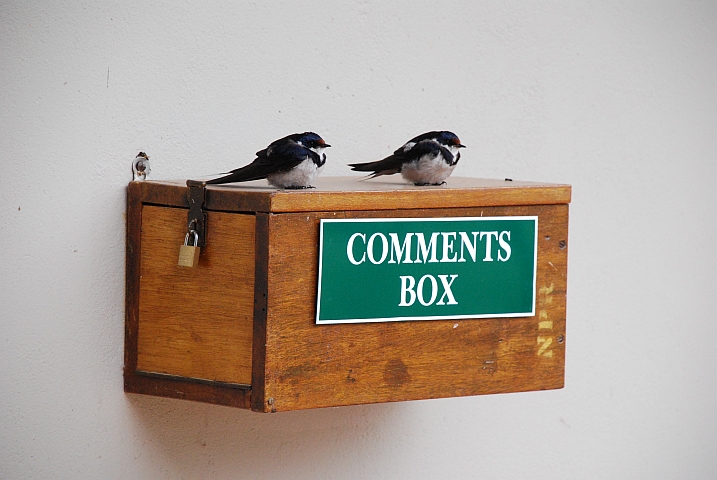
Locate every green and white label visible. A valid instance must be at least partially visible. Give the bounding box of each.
[316,216,538,324]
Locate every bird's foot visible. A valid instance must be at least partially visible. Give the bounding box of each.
[284,185,315,189]
[414,181,446,186]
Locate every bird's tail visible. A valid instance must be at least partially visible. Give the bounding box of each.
[206,163,267,185]
[349,159,400,178]
[348,159,383,172]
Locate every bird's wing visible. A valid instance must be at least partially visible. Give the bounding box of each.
[403,140,454,164]
[254,132,305,158]
[254,141,319,171]
[207,141,315,185]
[401,131,443,150]
[349,140,451,178]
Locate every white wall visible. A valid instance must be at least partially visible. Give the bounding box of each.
[2,1,716,478]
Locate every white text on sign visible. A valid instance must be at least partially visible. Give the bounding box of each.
[345,230,512,307]
[346,231,512,265]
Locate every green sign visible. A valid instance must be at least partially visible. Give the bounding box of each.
[316,216,538,324]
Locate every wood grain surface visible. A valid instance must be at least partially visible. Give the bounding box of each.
[250,213,270,411]
[136,205,255,386]
[125,179,570,411]
[124,182,143,388]
[137,177,572,213]
[262,205,568,412]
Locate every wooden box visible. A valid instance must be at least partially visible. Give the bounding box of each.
[125,177,570,412]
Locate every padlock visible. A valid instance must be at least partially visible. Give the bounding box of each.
[178,231,200,267]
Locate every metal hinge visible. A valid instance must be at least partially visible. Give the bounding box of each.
[186,180,207,247]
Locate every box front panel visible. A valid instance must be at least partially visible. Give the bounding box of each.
[136,205,255,386]
[263,205,568,411]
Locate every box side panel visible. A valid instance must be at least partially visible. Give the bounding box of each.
[136,205,255,386]
[264,205,568,411]
[124,183,143,381]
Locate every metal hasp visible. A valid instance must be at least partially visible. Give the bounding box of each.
[186,180,207,247]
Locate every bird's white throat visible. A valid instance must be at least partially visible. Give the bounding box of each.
[309,146,326,156]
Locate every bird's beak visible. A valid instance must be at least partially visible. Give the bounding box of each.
[458,144,466,148]
[323,143,332,148]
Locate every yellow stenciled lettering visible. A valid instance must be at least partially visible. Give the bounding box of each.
[537,337,553,357]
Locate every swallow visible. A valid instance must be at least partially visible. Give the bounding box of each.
[349,131,465,186]
[207,132,330,189]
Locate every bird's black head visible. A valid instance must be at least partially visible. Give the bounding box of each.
[408,131,465,148]
[297,132,331,149]
[435,131,465,149]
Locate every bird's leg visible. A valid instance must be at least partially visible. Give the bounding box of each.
[284,185,315,190]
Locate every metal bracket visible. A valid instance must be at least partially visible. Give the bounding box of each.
[186,180,207,247]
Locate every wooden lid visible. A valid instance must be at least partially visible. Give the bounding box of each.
[132,176,571,213]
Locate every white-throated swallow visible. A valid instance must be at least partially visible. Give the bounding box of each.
[207,132,330,189]
[349,131,465,186]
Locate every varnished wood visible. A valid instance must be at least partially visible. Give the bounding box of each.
[125,184,253,407]
[126,371,251,409]
[136,205,255,385]
[250,213,270,412]
[140,177,572,213]
[126,178,570,411]
[262,205,568,411]
[137,180,188,208]
[124,182,143,386]
[264,177,571,213]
